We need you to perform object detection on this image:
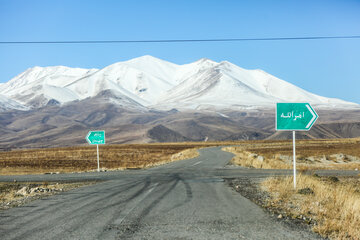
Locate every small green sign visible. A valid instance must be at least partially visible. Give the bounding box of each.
[276,103,318,131]
[86,131,105,144]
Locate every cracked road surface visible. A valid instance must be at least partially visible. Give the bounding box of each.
[0,147,325,239]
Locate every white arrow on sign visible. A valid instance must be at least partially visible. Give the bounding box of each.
[305,104,317,129]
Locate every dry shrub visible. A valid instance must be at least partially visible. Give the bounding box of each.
[262,175,360,239]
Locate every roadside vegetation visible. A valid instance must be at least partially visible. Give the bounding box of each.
[2,139,360,175]
[0,143,215,175]
[223,138,360,170]
[262,175,360,239]
[223,138,360,239]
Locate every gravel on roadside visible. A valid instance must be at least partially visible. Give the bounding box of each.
[226,177,324,239]
[0,181,97,210]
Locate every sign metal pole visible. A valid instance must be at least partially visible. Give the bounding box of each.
[276,103,318,190]
[97,144,100,172]
[86,130,105,172]
[293,131,296,189]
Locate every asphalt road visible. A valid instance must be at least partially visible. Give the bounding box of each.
[0,147,343,239]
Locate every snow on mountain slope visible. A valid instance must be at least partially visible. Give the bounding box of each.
[0,66,98,106]
[0,55,358,111]
[0,56,183,108]
[1,66,97,92]
[222,62,350,106]
[66,56,178,105]
[64,70,149,106]
[124,55,179,82]
[174,58,218,82]
[154,60,357,110]
[0,94,28,111]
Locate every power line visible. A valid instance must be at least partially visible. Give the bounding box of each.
[0,35,360,44]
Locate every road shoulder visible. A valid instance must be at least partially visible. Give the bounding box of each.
[226,177,324,239]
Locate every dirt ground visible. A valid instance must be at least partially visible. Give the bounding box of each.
[0,143,208,175]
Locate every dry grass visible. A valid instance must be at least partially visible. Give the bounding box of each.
[224,138,360,170]
[262,175,360,239]
[225,138,360,238]
[223,146,291,169]
[3,138,359,175]
[136,148,200,168]
[168,148,200,162]
[0,142,219,175]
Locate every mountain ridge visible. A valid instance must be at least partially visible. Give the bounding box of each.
[0,55,358,111]
[0,56,359,148]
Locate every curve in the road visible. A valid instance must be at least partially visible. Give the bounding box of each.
[0,147,325,239]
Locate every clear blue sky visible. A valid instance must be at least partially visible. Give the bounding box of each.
[1,0,360,103]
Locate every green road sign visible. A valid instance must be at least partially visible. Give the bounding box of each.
[86,131,105,145]
[276,103,318,131]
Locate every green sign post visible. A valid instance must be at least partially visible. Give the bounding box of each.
[276,103,318,189]
[86,131,105,172]
[276,103,318,131]
[86,131,106,145]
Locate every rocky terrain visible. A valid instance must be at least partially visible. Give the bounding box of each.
[0,98,359,149]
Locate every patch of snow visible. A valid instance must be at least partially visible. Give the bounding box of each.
[217,112,229,118]
[0,94,29,111]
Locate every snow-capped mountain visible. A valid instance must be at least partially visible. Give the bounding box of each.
[0,55,358,111]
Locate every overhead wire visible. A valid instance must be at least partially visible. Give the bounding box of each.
[0,35,360,44]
